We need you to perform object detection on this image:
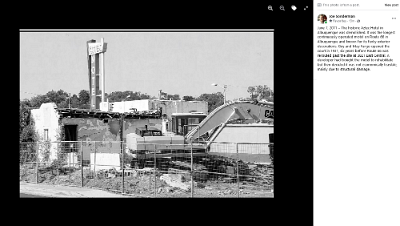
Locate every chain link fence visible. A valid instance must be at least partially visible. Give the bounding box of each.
[20,141,274,198]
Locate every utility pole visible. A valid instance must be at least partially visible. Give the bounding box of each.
[223,85,227,105]
[121,113,125,155]
[211,83,228,105]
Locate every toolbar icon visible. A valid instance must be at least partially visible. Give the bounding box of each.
[268,5,273,11]
[291,5,297,11]
[280,5,285,11]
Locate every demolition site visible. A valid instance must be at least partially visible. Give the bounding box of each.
[20,38,274,197]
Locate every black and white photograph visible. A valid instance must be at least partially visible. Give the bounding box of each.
[20,30,274,198]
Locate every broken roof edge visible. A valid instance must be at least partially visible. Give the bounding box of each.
[56,108,162,119]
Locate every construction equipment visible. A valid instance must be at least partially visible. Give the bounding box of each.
[170,112,208,137]
[126,124,205,169]
[184,101,274,143]
[126,101,274,167]
[127,100,273,147]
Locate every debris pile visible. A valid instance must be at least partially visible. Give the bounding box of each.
[159,174,190,191]
[21,153,274,197]
[248,164,274,185]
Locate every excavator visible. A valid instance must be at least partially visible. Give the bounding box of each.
[126,101,274,164]
[183,100,274,144]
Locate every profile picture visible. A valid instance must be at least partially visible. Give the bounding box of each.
[318,14,327,24]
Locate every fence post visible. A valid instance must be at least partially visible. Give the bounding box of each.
[81,141,84,187]
[148,142,151,193]
[93,142,96,179]
[236,143,239,198]
[36,142,39,184]
[191,142,194,198]
[122,142,125,194]
[72,143,75,169]
[57,143,60,178]
[154,144,156,197]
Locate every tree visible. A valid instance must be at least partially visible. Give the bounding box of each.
[107,91,135,102]
[183,95,195,101]
[107,91,122,102]
[45,90,69,107]
[263,85,274,102]
[70,94,80,108]
[30,95,49,108]
[247,85,274,102]
[139,93,151,99]
[19,100,37,143]
[257,85,274,102]
[28,89,71,108]
[27,89,89,109]
[196,92,224,113]
[105,91,153,102]
[78,90,90,109]
[247,86,256,100]
[166,94,180,100]
[20,100,39,164]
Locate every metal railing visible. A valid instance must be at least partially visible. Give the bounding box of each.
[20,141,274,198]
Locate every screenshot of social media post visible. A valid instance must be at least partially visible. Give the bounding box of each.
[314,1,399,226]
[315,2,398,73]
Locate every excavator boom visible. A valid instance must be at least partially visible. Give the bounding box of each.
[185,101,273,142]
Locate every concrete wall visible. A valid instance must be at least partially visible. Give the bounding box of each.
[61,117,162,141]
[62,118,119,142]
[212,124,274,144]
[90,153,121,171]
[62,117,162,161]
[31,103,60,162]
[209,124,274,163]
[111,99,154,113]
[31,103,60,142]
[123,118,162,140]
[100,102,109,111]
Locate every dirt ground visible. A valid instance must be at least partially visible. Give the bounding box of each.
[20,164,274,198]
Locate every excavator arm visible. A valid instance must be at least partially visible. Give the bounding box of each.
[185,101,274,142]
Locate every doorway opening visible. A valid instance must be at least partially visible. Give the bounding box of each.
[64,125,78,152]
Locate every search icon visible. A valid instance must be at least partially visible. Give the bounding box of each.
[280,5,285,11]
[268,5,273,11]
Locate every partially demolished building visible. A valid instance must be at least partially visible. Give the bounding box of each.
[31,102,162,163]
[31,100,208,164]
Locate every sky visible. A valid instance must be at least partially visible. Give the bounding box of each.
[20,31,273,101]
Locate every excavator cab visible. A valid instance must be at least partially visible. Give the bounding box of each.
[135,126,162,137]
[171,112,207,136]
